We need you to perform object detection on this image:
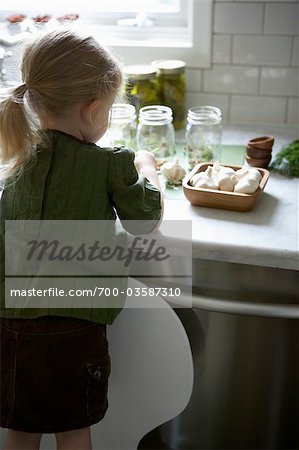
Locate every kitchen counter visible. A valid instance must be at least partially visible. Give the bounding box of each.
[161,124,298,271]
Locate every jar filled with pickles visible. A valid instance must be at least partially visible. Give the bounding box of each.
[124,65,161,112]
[152,60,186,130]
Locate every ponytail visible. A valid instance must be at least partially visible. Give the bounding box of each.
[0,84,38,180]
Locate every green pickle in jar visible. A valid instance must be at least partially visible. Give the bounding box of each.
[124,65,161,112]
[152,60,186,130]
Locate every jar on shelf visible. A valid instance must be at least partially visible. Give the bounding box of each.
[136,105,175,169]
[124,65,161,112]
[107,103,137,149]
[185,106,222,170]
[152,59,186,130]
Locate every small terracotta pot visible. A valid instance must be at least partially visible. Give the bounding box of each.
[245,154,271,168]
[246,145,272,159]
[247,135,274,150]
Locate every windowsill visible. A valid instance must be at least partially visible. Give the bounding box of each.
[105,37,193,48]
[0,0,213,68]
[91,26,193,49]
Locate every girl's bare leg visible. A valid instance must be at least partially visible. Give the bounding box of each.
[3,429,42,450]
[55,426,92,450]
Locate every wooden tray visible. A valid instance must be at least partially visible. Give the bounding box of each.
[182,163,270,212]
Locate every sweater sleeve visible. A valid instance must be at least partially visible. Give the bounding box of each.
[107,147,162,233]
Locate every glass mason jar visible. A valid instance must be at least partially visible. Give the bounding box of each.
[136,105,175,169]
[124,65,161,113]
[152,59,186,131]
[107,103,137,148]
[185,106,222,169]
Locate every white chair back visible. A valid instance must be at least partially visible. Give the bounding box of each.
[91,277,194,450]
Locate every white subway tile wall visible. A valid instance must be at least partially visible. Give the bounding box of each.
[230,95,287,124]
[213,3,264,34]
[292,36,299,67]
[186,92,230,120]
[186,68,203,92]
[213,35,231,64]
[260,68,299,96]
[287,98,299,124]
[187,0,299,125]
[264,3,298,35]
[233,36,293,66]
[204,66,259,94]
[238,0,297,2]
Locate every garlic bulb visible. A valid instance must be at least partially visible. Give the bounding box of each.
[194,176,219,190]
[161,159,186,185]
[235,167,261,181]
[190,172,206,186]
[228,166,262,193]
[219,167,236,176]
[217,166,237,192]
[218,173,238,192]
[234,178,259,194]
[247,168,262,183]
[212,161,234,176]
[211,160,221,178]
[234,169,262,194]
[235,167,249,180]
[191,166,219,190]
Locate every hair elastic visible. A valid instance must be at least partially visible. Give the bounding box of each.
[20,83,27,94]
[11,83,27,102]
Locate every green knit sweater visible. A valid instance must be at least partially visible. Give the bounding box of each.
[0,130,161,324]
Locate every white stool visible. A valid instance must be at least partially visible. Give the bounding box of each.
[91,277,194,450]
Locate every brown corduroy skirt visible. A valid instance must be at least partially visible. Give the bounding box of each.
[0,316,110,433]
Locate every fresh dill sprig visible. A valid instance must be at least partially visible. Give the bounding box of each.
[269,140,299,178]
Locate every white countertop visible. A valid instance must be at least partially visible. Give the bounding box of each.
[162,124,299,271]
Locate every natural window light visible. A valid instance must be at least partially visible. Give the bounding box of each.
[2,1,181,15]
[1,0,213,68]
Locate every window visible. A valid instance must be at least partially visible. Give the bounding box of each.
[1,0,213,68]
[84,0,180,13]
[3,0,180,13]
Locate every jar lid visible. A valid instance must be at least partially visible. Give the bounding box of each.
[152,60,186,74]
[124,65,157,80]
[110,103,136,122]
[187,106,222,124]
[139,105,173,125]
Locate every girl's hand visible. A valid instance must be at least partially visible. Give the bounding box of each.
[134,150,164,221]
[134,150,157,172]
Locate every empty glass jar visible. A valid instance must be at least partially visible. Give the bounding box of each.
[107,103,137,148]
[185,106,222,169]
[136,105,175,169]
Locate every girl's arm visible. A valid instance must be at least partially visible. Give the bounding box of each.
[134,150,164,228]
[134,150,163,196]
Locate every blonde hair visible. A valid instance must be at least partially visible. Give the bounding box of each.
[0,29,123,180]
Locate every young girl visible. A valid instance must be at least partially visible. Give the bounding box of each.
[0,29,162,449]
